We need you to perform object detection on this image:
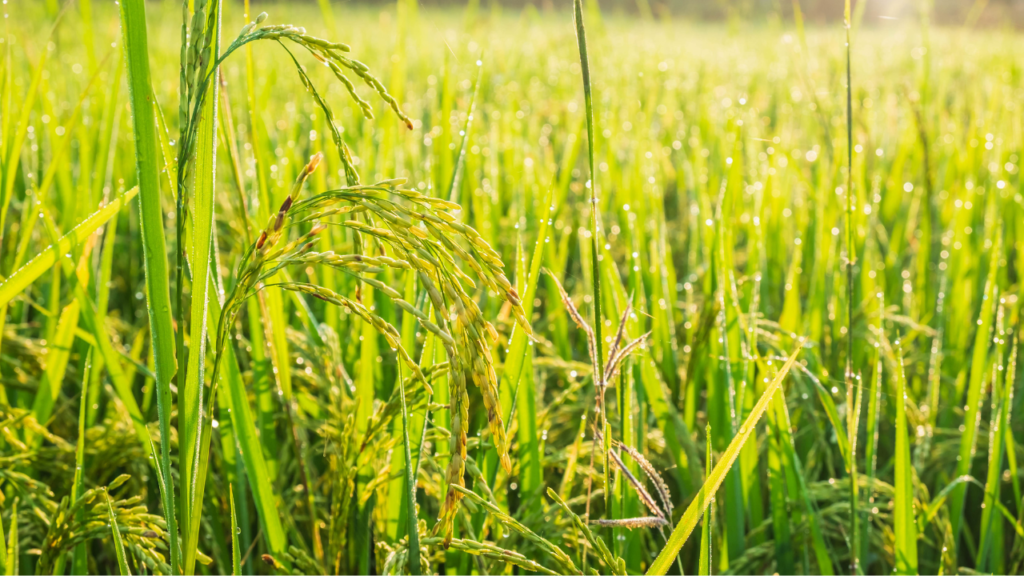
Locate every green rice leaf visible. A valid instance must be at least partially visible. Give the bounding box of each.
[230,484,241,576]
[106,496,132,576]
[0,187,138,309]
[699,425,713,576]
[893,340,917,575]
[648,342,804,575]
[179,3,223,573]
[949,234,1000,544]
[4,502,17,576]
[116,0,179,570]
[29,299,80,445]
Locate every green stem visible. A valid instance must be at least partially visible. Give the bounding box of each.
[844,3,859,573]
[117,1,178,571]
[573,0,607,514]
[398,364,422,575]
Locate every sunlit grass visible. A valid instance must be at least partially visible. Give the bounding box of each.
[0,1,1022,574]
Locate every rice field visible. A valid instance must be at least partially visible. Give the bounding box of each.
[1,0,1023,574]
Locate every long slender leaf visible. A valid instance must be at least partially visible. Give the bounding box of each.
[572,4,606,513]
[210,280,289,562]
[648,342,804,575]
[230,484,241,576]
[116,0,179,571]
[5,502,17,576]
[766,406,793,575]
[950,235,999,545]
[180,4,223,573]
[29,299,80,445]
[0,187,138,309]
[70,350,93,576]
[397,363,421,575]
[0,37,47,241]
[0,503,6,575]
[780,391,834,574]
[978,316,1009,572]
[893,340,917,575]
[106,496,131,576]
[699,425,713,576]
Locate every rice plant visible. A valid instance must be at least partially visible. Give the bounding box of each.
[0,0,1022,574]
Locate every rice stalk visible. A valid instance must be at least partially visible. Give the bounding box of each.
[572,0,608,518]
[116,1,180,570]
[698,424,712,576]
[949,231,1001,548]
[893,339,918,574]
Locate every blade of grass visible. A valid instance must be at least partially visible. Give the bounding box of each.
[950,234,1000,545]
[560,413,588,501]
[893,339,917,575]
[89,51,123,206]
[1005,338,1021,518]
[595,243,701,498]
[766,404,794,575]
[699,425,713,576]
[0,501,5,572]
[106,495,132,576]
[843,2,861,571]
[385,272,420,544]
[397,362,421,575]
[516,334,542,518]
[572,1,607,514]
[978,314,1009,572]
[5,502,17,575]
[648,341,805,575]
[0,187,138,309]
[28,298,80,446]
[70,350,93,576]
[12,55,109,271]
[502,166,554,424]
[861,291,884,571]
[771,382,834,575]
[209,281,289,564]
[230,484,241,576]
[714,175,745,564]
[0,36,47,244]
[116,1,180,569]
[504,230,541,516]
[446,60,481,205]
[180,3,223,573]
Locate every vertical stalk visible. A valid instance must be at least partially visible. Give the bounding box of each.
[843,2,859,573]
[230,484,241,575]
[573,0,607,514]
[397,363,421,575]
[116,1,178,571]
[699,424,713,576]
[893,340,918,574]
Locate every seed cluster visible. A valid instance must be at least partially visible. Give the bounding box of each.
[176,8,413,194]
[286,181,532,546]
[167,5,530,551]
[36,475,168,574]
[200,152,531,547]
[544,270,677,538]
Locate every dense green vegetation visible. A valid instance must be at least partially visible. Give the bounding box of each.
[1,1,1023,574]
